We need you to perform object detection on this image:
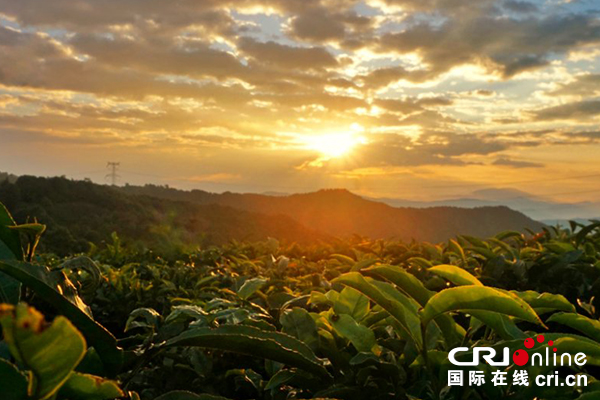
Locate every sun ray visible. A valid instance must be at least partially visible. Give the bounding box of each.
[303,132,367,158]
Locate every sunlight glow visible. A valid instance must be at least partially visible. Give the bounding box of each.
[304,132,367,158]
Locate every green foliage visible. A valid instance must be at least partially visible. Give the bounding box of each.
[420,285,543,327]
[2,200,600,399]
[0,303,124,400]
[0,303,86,399]
[0,260,123,374]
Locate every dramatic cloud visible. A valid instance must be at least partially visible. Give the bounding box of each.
[533,101,600,121]
[549,74,600,97]
[0,0,599,197]
[378,14,600,78]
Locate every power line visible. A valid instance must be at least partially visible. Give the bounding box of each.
[105,162,120,186]
[69,169,107,176]
[119,169,165,178]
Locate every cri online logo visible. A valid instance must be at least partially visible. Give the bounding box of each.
[449,335,587,367]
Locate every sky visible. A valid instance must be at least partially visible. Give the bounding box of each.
[1,0,600,202]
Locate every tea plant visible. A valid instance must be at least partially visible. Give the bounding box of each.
[1,201,600,399]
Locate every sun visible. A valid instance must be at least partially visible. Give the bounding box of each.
[304,132,366,158]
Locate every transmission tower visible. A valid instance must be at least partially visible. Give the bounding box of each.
[106,162,120,186]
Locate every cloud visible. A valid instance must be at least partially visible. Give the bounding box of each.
[290,8,346,42]
[378,14,600,79]
[237,37,338,70]
[69,33,247,81]
[287,4,373,45]
[532,100,600,121]
[0,0,599,181]
[187,173,242,182]
[493,157,543,168]
[373,97,452,115]
[549,74,600,97]
[360,66,434,88]
[301,130,512,170]
[502,0,538,14]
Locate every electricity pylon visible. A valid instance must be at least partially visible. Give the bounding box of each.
[106,162,120,186]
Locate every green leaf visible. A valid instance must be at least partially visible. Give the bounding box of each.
[332,272,421,347]
[280,308,320,351]
[448,240,468,266]
[155,391,231,400]
[125,307,162,332]
[58,372,124,400]
[495,231,523,241]
[551,335,600,365]
[10,223,46,260]
[369,279,423,337]
[329,313,378,354]
[350,258,377,272]
[489,334,600,366]
[330,254,355,264]
[420,285,544,328]
[164,305,207,325]
[575,221,600,245]
[460,235,489,249]
[466,246,498,260]
[0,303,86,400]
[237,278,267,300]
[545,241,576,254]
[407,257,433,269]
[265,369,296,390]
[453,334,600,375]
[0,358,28,400]
[0,269,21,305]
[333,287,369,321]
[577,392,600,400]
[0,260,123,374]
[363,265,465,346]
[469,311,526,340]
[364,265,433,306]
[60,256,102,298]
[0,203,22,304]
[165,325,331,379]
[428,264,482,286]
[547,312,600,342]
[308,291,331,306]
[512,291,576,314]
[0,202,23,260]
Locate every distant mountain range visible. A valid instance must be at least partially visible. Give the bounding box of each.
[372,188,600,226]
[120,183,544,242]
[0,174,547,254]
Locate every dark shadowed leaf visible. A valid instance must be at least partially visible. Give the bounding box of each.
[165,325,331,379]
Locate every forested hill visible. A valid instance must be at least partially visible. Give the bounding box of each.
[0,176,327,255]
[122,183,545,242]
[0,175,545,255]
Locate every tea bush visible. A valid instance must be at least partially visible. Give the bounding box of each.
[1,201,600,399]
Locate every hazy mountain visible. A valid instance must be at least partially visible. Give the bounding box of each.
[0,176,328,255]
[0,175,547,255]
[374,188,600,224]
[122,185,545,243]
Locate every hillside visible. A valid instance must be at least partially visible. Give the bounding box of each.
[0,175,545,255]
[122,184,545,242]
[0,176,327,255]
